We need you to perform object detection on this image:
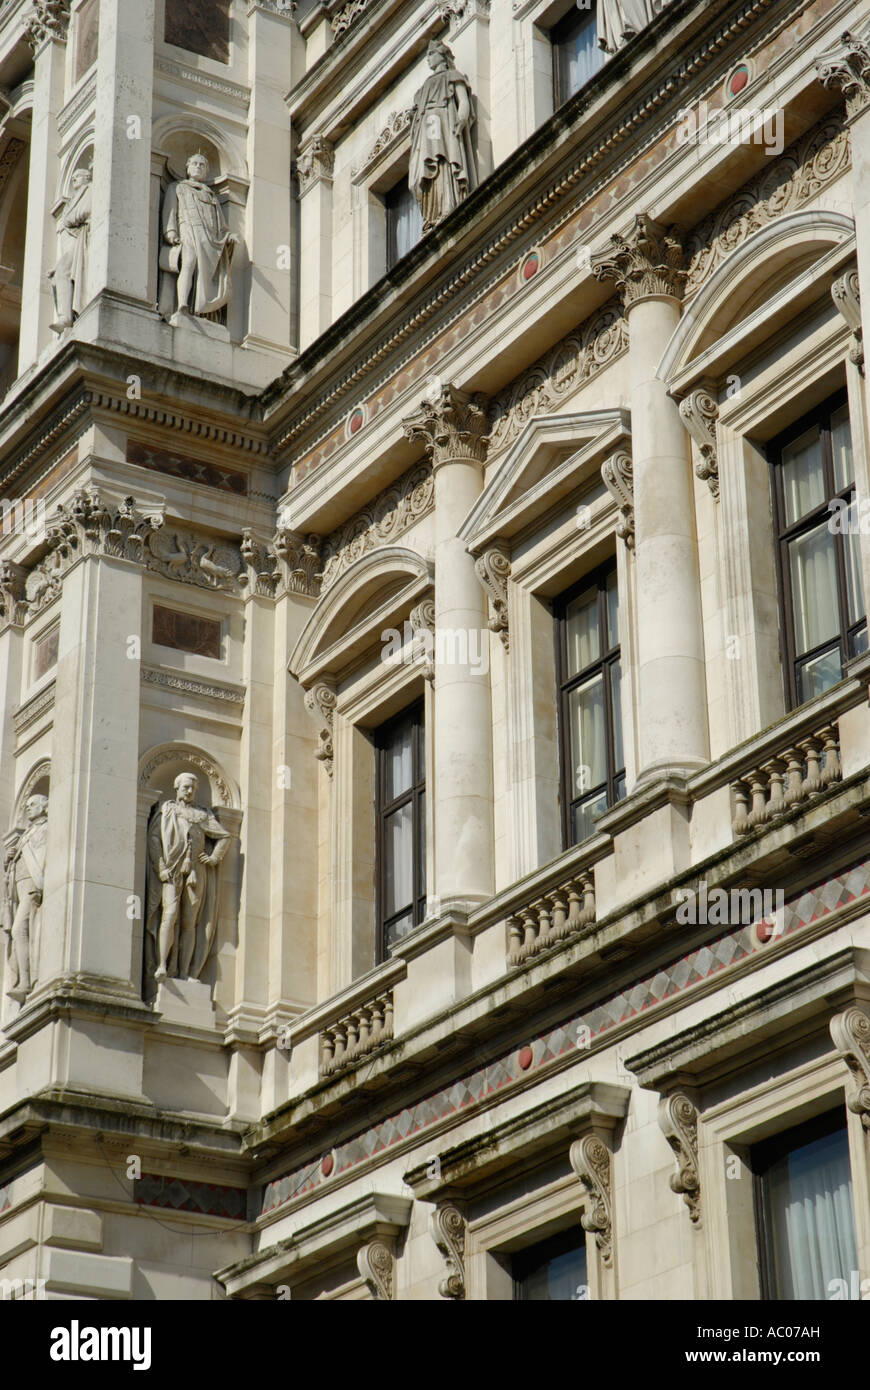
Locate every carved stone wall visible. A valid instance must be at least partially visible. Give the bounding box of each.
[319,462,433,592]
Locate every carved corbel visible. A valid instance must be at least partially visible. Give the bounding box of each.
[304,680,337,778]
[474,542,510,650]
[296,135,334,194]
[356,1239,395,1300]
[601,450,634,548]
[830,1005,870,1129]
[816,27,870,118]
[679,388,720,500]
[658,1092,701,1223]
[431,1203,466,1299]
[409,598,435,682]
[831,269,864,373]
[569,1135,614,1267]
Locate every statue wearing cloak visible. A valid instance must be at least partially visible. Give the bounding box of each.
[161,153,237,318]
[408,38,476,233]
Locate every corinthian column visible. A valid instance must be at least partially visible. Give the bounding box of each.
[593,215,709,781]
[403,385,494,909]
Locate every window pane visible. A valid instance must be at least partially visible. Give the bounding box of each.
[764,1127,858,1300]
[831,404,854,492]
[572,789,607,845]
[384,718,414,800]
[565,586,601,675]
[610,658,624,775]
[605,568,619,649]
[788,522,839,655]
[386,178,423,267]
[796,646,842,703]
[568,673,606,795]
[417,791,426,901]
[850,623,868,658]
[844,502,866,626]
[516,1240,587,1301]
[383,804,413,918]
[781,425,825,526]
[384,910,414,952]
[556,10,603,101]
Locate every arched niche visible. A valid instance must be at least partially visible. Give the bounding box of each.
[12,759,50,830]
[138,743,239,811]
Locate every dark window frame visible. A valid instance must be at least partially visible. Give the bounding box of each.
[385,174,423,271]
[374,700,426,962]
[551,2,602,107]
[511,1224,589,1300]
[769,390,866,710]
[749,1106,853,1301]
[554,559,624,850]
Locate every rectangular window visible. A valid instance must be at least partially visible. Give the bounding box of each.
[33,627,59,680]
[552,4,605,106]
[152,605,222,659]
[376,702,426,958]
[512,1228,588,1300]
[385,176,423,270]
[555,563,625,847]
[751,1109,858,1300]
[164,0,231,64]
[771,393,867,707]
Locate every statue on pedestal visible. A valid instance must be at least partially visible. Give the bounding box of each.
[2,794,48,1001]
[159,153,238,321]
[49,167,91,333]
[408,38,476,233]
[145,773,230,986]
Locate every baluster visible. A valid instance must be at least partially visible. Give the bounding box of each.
[521,907,538,958]
[535,898,551,951]
[369,998,384,1046]
[357,1008,372,1055]
[346,1014,360,1061]
[746,769,769,827]
[321,1031,335,1076]
[566,882,582,929]
[507,915,523,963]
[579,875,596,926]
[382,995,394,1040]
[801,736,822,797]
[731,780,751,835]
[550,889,568,939]
[763,759,785,819]
[332,1022,347,1071]
[782,749,805,807]
[819,725,842,786]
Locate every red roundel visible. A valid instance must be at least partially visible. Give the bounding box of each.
[522,252,540,281]
[518,1045,534,1071]
[349,408,365,435]
[728,65,749,97]
[321,1153,334,1177]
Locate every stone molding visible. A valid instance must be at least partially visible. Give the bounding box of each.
[304,679,337,778]
[356,1238,395,1299]
[658,1092,701,1224]
[474,542,510,650]
[829,1004,870,1129]
[141,668,246,707]
[23,0,70,53]
[409,597,435,682]
[297,134,335,194]
[319,462,432,593]
[816,26,870,119]
[431,1203,466,1299]
[678,388,719,500]
[569,1134,614,1267]
[592,214,686,306]
[351,108,413,181]
[403,385,489,468]
[12,680,55,736]
[832,267,863,372]
[600,449,634,547]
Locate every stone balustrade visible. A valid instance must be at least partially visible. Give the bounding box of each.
[730,723,842,836]
[506,873,596,966]
[320,992,394,1077]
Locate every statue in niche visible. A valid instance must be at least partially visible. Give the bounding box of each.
[159,152,238,321]
[2,794,48,1001]
[408,37,476,233]
[598,0,662,54]
[49,166,92,333]
[145,772,230,986]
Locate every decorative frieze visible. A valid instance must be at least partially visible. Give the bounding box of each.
[24,0,70,52]
[507,872,596,965]
[816,27,870,118]
[592,214,686,306]
[352,109,413,181]
[141,668,245,707]
[356,1239,395,1300]
[684,117,849,299]
[320,462,432,592]
[829,1005,870,1129]
[431,1203,466,1299]
[678,389,719,500]
[474,543,510,650]
[601,450,634,548]
[570,1135,613,1266]
[404,385,489,468]
[331,0,371,35]
[320,990,394,1075]
[658,1093,701,1223]
[730,724,841,836]
[148,526,243,591]
[832,269,863,372]
[488,301,627,455]
[304,679,337,778]
[297,135,334,194]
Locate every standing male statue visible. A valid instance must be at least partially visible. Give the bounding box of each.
[145,772,230,986]
[49,167,92,333]
[2,794,48,1001]
[408,37,476,233]
[160,153,238,319]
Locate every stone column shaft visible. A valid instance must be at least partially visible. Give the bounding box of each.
[18,34,66,372]
[297,137,334,349]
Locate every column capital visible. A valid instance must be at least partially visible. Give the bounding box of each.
[592,214,686,307]
[24,0,70,55]
[403,384,489,468]
[297,134,334,194]
[816,27,870,119]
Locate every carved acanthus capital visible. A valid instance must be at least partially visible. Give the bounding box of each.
[32,490,164,599]
[438,0,490,25]
[658,1093,701,1223]
[431,1203,466,1299]
[304,680,337,778]
[601,450,634,548]
[356,1239,395,1300]
[474,542,510,649]
[0,561,28,627]
[816,28,870,118]
[679,389,720,500]
[570,1134,614,1266]
[409,598,436,682]
[830,1005,870,1129]
[403,385,489,469]
[592,215,686,307]
[24,0,71,53]
[240,529,278,598]
[297,135,334,194]
[270,527,322,598]
[832,268,864,371]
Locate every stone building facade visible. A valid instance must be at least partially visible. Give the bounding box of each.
[0,0,869,1301]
